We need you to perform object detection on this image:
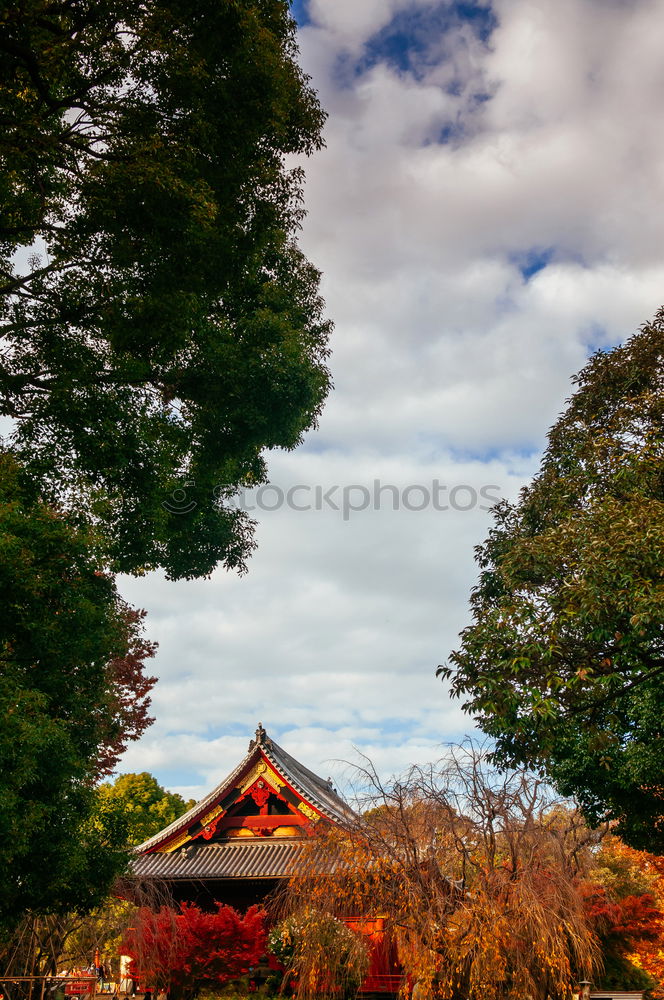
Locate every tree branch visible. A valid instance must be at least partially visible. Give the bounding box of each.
[568,657,664,717]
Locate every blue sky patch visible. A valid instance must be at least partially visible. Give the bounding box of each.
[158,765,210,790]
[454,1,497,43]
[436,120,464,144]
[582,322,624,356]
[358,2,497,81]
[290,0,310,28]
[513,247,555,281]
[447,443,542,466]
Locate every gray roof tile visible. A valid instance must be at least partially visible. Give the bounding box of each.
[133,840,303,879]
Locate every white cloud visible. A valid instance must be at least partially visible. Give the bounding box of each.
[117,0,664,801]
[306,0,407,49]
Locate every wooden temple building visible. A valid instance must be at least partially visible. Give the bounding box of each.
[131,728,644,999]
[132,723,356,909]
[130,725,406,994]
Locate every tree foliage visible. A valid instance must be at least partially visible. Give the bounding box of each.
[588,836,664,995]
[0,0,331,579]
[280,746,600,1000]
[0,453,155,934]
[442,308,664,851]
[96,771,195,847]
[95,616,157,778]
[0,786,189,982]
[0,899,134,981]
[122,901,266,998]
[582,883,661,991]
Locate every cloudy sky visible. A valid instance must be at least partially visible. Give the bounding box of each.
[119,0,664,801]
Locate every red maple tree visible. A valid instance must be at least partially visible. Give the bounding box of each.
[585,838,664,996]
[583,884,663,945]
[95,605,157,777]
[581,874,664,992]
[122,902,266,997]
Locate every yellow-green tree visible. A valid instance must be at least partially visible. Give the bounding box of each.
[96,772,195,848]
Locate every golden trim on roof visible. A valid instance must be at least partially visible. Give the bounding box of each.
[200,804,224,827]
[161,830,192,854]
[297,801,320,823]
[240,759,281,795]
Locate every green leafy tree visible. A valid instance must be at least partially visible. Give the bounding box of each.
[97,772,195,847]
[0,771,194,977]
[0,0,331,580]
[442,308,664,851]
[0,453,155,935]
[0,772,195,979]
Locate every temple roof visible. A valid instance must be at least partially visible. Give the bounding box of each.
[133,724,355,870]
[134,839,303,880]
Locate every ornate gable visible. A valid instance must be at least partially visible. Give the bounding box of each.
[132,725,354,881]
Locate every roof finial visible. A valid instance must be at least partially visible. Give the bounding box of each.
[247,722,269,752]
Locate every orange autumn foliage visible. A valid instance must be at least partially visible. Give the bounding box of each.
[278,747,601,1000]
[589,836,664,996]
